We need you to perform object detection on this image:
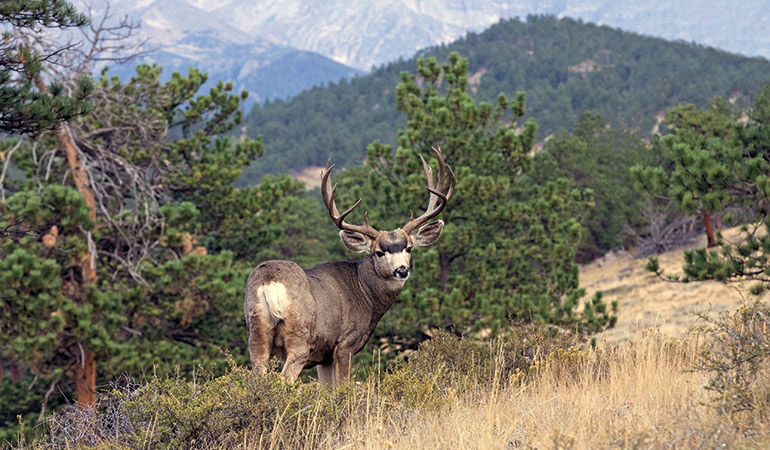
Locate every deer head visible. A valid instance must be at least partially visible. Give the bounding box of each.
[321,146,455,281]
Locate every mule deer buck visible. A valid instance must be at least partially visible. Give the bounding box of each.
[244,147,455,385]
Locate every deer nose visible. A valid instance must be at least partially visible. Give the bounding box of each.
[393,266,410,279]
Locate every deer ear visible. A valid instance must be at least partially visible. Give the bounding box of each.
[412,220,444,247]
[339,230,372,253]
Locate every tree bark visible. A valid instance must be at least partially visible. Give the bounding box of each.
[57,125,96,222]
[74,345,96,408]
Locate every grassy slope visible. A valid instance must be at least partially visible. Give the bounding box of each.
[336,336,720,448]
[585,228,754,344]
[323,238,765,448]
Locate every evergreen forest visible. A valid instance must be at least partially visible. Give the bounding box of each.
[2,3,770,445]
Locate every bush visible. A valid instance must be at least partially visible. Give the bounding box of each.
[694,300,770,423]
[380,325,587,409]
[46,362,364,449]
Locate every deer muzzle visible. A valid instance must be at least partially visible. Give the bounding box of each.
[393,266,410,280]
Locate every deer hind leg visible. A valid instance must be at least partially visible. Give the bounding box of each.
[280,333,309,382]
[246,313,274,374]
[246,282,291,374]
[332,348,353,385]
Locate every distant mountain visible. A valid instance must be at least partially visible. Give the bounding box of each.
[236,16,770,184]
[187,0,770,71]
[75,0,361,103]
[106,33,362,104]
[74,1,769,103]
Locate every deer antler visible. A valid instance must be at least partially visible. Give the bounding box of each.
[321,161,380,239]
[401,146,455,234]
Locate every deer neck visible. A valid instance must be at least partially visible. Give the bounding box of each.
[356,254,404,319]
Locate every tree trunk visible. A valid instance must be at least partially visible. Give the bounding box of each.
[57,125,96,222]
[74,346,96,407]
[31,67,99,408]
[703,210,716,248]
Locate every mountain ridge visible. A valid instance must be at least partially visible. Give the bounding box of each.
[236,15,770,184]
[73,1,770,106]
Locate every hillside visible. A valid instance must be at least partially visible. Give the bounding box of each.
[583,228,755,344]
[238,15,770,184]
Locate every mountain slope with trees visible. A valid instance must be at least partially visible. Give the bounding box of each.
[239,15,770,183]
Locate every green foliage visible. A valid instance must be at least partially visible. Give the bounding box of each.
[694,300,770,422]
[0,0,92,135]
[0,63,334,438]
[530,113,663,260]
[204,176,339,266]
[105,252,251,378]
[0,185,123,365]
[336,53,615,336]
[0,372,52,443]
[239,16,770,183]
[0,1,86,28]
[637,87,770,285]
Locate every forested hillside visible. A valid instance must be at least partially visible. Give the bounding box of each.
[239,15,770,183]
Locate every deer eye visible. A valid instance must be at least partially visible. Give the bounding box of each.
[375,251,386,258]
[406,247,412,253]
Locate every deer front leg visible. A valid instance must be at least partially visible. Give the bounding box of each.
[332,347,353,385]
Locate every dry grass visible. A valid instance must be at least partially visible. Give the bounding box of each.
[233,332,767,449]
[257,233,769,449]
[583,229,757,344]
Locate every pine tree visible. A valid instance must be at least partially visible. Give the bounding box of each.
[337,53,615,338]
[0,0,92,135]
[639,87,770,289]
[529,113,660,260]
[1,63,262,425]
[632,98,737,249]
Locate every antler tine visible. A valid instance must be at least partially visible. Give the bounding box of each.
[321,161,380,238]
[419,153,440,212]
[402,146,456,234]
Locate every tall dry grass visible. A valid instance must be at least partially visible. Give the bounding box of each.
[233,331,767,449]
[24,325,769,449]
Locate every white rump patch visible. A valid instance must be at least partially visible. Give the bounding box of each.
[257,282,289,324]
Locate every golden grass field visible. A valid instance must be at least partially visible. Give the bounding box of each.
[586,229,757,345]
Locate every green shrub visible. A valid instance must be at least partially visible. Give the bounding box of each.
[46,362,363,449]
